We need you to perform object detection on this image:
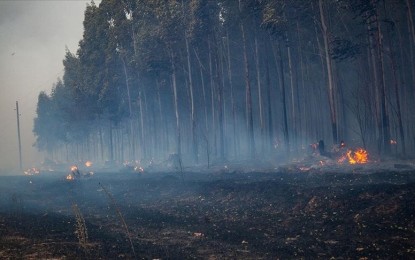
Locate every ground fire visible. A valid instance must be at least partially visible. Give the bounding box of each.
[337,148,369,165]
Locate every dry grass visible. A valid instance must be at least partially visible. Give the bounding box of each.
[99,182,136,259]
[71,203,88,249]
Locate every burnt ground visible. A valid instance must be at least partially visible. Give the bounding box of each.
[0,167,414,259]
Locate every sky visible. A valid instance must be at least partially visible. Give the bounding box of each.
[0,0,100,172]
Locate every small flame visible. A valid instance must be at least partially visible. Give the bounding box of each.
[66,174,74,180]
[390,139,397,145]
[71,165,78,172]
[85,161,93,167]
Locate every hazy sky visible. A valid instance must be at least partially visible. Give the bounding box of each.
[0,0,100,172]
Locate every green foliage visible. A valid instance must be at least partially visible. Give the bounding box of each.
[33,0,415,159]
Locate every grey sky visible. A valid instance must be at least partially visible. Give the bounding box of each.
[0,0,100,172]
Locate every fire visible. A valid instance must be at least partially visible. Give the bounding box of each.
[85,161,93,167]
[337,148,368,164]
[346,148,368,164]
[71,165,78,172]
[24,167,40,175]
[66,174,74,180]
[390,139,397,145]
[134,166,144,173]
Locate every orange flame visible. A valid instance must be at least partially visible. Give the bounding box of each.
[71,165,78,172]
[85,161,93,167]
[347,148,368,164]
[66,174,74,180]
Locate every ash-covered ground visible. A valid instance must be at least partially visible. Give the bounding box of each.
[0,161,414,259]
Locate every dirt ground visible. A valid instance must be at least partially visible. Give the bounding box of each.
[0,165,414,259]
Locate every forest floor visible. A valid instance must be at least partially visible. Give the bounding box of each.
[0,159,414,259]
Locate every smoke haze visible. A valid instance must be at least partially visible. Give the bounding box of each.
[0,1,99,172]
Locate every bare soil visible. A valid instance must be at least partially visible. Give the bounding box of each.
[0,166,414,259]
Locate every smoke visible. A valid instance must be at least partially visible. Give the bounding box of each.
[0,1,100,173]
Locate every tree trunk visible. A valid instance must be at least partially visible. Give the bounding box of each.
[375,4,391,154]
[170,51,182,159]
[208,39,217,156]
[274,41,290,153]
[254,21,264,150]
[226,31,238,157]
[184,31,198,163]
[319,0,338,145]
[239,0,255,157]
[120,55,135,160]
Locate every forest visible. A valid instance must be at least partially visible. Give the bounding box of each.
[33,0,415,167]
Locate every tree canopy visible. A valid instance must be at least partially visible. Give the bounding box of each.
[33,0,415,164]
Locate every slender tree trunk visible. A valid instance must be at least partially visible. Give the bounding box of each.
[216,54,225,160]
[239,0,255,157]
[265,50,273,152]
[109,122,114,162]
[319,0,338,144]
[208,39,217,156]
[170,51,181,159]
[193,48,209,137]
[156,79,164,155]
[120,55,135,160]
[375,5,391,154]
[184,32,198,163]
[275,41,290,153]
[254,21,264,153]
[226,31,238,157]
[287,39,298,152]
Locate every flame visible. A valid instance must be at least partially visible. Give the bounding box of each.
[390,139,397,145]
[71,165,78,172]
[66,174,74,180]
[85,161,93,167]
[346,148,368,164]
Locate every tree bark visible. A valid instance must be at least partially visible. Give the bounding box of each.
[319,0,338,144]
[239,0,255,157]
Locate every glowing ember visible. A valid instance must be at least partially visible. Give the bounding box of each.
[337,154,348,164]
[71,165,78,172]
[85,161,93,167]
[134,166,144,173]
[24,167,40,175]
[66,174,74,180]
[346,148,368,164]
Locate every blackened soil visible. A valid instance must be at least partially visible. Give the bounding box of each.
[0,170,414,259]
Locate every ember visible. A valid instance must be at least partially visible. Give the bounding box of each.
[24,167,40,175]
[134,166,144,172]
